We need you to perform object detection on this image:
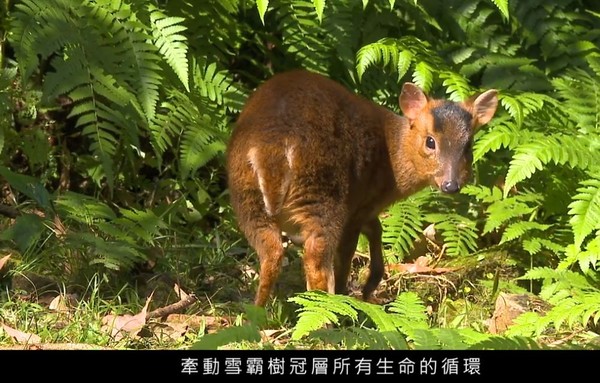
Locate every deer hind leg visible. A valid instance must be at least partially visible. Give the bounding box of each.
[297,208,344,295]
[233,145,291,306]
[246,224,286,307]
[361,218,385,301]
[334,226,361,295]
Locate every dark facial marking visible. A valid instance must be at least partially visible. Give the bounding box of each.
[431,102,473,134]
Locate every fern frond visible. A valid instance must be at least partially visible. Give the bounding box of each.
[75,233,145,270]
[85,0,162,122]
[310,327,400,349]
[439,71,473,101]
[149,5,189,91]
[562,237,600,273]
[256,0,270,24]
[500,221,551,244]
[499,92,548,126]
[473,118,530,162]
[460,184,503,204]
[192,324,261,350]
[55,191,117,223]
[411,329,442,350]
[520,267,598,296]
[97,207,167,245]
[426,213,479,256]
[9,0,77,81]
[192,58,246,112]
[553,67,600,134]
[504,135,599,196]
[568,175,600,248]
[151,89,227,178]
[489,0,509,20]
[483,193,541,234]
[387,292,429,341]
[381,197,425,260]
[387,292,429,328]
[311,0,326,22]
[356,36,446,90]
[180,118,226,180]
[289,291,359,340]
[470,335,541,350]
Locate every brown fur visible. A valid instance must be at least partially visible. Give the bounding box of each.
[226,70,498,306]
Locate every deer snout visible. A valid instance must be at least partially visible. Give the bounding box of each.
[441,179,460,194]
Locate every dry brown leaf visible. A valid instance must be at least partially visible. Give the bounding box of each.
[389,256,459,274]
[0,254,11,272]
[1,323,41,344]
[173,283,190,300]
[101,292,154,340]
[49,294,78,312]
[52,215,67,237]
[148,322,189,341]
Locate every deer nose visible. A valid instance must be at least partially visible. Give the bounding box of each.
[441,180,459,194]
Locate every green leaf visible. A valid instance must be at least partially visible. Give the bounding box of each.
[568,176,600,248]
[0,167,53,211]
[149,6,189,92]
[0,214,46,253]
[256,0,269,24]
[500,221,551,244]
[191,325,261,350]
[312,0,326,22]
[413,61,433,92]
[489,0,509,20]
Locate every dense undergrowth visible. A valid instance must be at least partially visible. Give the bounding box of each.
[0,0,599,349]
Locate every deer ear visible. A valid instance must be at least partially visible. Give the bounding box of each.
[400,83,428,120]
[469,89,498,126]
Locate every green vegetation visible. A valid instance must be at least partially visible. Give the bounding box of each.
[0,0,599,350]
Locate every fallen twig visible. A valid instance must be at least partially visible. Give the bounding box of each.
[146,294,198,320]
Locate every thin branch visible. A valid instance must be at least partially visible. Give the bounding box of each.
[146,294,198,320]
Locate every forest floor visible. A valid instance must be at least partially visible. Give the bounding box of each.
[0,239,575,350]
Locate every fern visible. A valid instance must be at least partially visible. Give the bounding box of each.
[568,174,600,248]
[470,336,542,350]
[426,213,479,257]
[192,325,262,350]
[489,0,509,20]
[310,327,399,349]
[256,0,270,24]
[289,291,360,341]
[289,291,418,348]
[151,88,226,178]
[500,221,551,244]
[52,192,172,270]
[55,191,117,223]
[9,0,182,189]
[503,135,600,196]
[482,192,542,234]
[356,36,453,93]
[472,118,529,162]
[149,5,189,91]
[562,237,600,273]
[507,267,600,338]
[288,291,507,350]
[381,192,428,260]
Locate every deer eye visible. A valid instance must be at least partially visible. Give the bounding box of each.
[425,136,436,150]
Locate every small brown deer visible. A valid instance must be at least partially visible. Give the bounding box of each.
[226,70,498,306]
